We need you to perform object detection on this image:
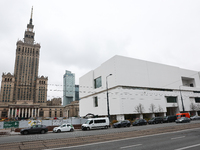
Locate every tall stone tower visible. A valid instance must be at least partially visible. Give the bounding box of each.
[0,7,48,105]
[13,7,42,103]
[0,8,65,119]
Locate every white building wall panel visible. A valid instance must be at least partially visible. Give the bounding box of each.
[79,55,200,117]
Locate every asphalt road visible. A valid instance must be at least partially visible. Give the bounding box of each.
[49,127,200,150]
[0,120,200,144]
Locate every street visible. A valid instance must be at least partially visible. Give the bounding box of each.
[48,127,200,150]
[0,120,199,144]
[0,120,200,150]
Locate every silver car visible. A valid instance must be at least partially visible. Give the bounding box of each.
[175,117,190,123]
[190,115,200,120]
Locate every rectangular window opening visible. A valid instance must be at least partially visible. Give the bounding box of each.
[94,76,102,89]
[166,96,177,103]
[94,97,98,107]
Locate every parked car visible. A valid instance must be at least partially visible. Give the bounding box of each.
[148,117,163,124]
[163,115,177,123]
[190,115,200,120]
[132,119,147,126]
[113,120,131,128]
[20,125,48,135]
[175,117,190,123]
[81,117,109,130]
[176,113,190,119]
[53,123,74,133]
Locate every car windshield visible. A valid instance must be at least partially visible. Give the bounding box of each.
[150,118,155,120]
[163,116,167,119]
[85,120,90,124]
[59,124,66,127]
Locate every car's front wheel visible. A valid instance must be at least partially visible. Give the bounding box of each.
[127,124,130,127]
[40,130,45,134]
[23,131,28,135]
[70,128,74,132]
[57,129,61,133]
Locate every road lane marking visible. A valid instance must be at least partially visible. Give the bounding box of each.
[175,143,200,150]
[120,144,142,149]
[44,127,200,150]
[171,136,185,140]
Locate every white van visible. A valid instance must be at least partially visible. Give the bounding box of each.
[81,117,109,130]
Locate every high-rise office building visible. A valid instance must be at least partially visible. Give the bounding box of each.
[63,70,75,106]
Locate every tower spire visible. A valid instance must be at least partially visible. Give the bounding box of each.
[30,6,33,25]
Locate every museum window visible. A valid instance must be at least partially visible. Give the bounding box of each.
[94,97,98,107]
[166,97,177,103]
[60,111,62,117]
[49,111,51,117]
[94,76,102,89]
[39,111,44,117]
[195,97,200,103]
[1,109,7,118]
[55,111,57,117]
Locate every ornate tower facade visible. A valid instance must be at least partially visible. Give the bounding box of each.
[12,7,47,104]
[0,8,64,119]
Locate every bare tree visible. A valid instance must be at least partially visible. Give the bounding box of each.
[197,104,200,111]
[149,103,156,113]
[157,105,164,113]
[135,103,145,114]
[190,102,197,111]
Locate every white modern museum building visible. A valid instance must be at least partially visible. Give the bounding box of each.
[79,55,200,121]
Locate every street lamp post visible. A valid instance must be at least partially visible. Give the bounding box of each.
[106,74,112,123]
[179,85,185,112]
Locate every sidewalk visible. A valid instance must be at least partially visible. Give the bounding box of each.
[0,129,20,136]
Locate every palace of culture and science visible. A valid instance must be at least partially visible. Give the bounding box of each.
[0,8,67,119]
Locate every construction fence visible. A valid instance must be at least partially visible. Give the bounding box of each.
[0,118,87,129]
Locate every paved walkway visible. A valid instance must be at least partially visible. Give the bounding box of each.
[0,129,20,136]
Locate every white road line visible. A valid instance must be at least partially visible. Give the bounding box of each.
[120,144,142,149]
[44,127,200,150]
[174,143,200,150]
[171,136,185,140]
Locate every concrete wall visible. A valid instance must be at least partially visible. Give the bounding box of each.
[79,55,200,118]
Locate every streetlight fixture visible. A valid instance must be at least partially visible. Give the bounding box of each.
[179,85,185,112]
[106,74,112,123]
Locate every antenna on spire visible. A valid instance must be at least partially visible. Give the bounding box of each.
[31,6,33,19]
[29,6,33,25]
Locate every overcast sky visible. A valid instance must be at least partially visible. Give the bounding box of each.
[0,0,200,100]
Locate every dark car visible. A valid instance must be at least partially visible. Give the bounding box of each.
[148,117,163,124]
[132,119,147,126]
[175,117,190,123]
[163,115,177,123]
[20,125,48,135]
[113,120,131,128]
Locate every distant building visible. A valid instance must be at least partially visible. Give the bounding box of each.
[75,85,79,101]
[64,101,79,118]
[63,70,75,106]
[47,98,62,106]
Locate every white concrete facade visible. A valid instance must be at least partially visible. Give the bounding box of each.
[79,55,200,120]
